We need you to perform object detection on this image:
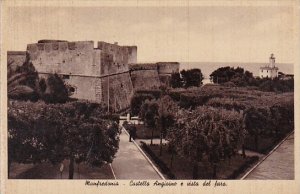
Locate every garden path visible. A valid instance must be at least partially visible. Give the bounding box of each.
[244,133,294,180]
[111,128,163,179]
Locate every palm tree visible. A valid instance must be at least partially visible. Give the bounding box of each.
[7,52,38,100]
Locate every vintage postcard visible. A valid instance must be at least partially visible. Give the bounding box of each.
[1,0,299,194]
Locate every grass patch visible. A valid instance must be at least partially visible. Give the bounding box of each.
[142,143,259,179]
[9,160,114,179]
[245,132,292,154]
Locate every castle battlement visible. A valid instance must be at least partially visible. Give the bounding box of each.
[8,39,179,111]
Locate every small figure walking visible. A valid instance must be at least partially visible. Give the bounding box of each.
[129,124,137,142]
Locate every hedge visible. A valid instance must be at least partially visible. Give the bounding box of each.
[140,141,176,179]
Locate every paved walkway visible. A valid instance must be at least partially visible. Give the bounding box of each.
[244,133,294,180]
[111,129,162,179]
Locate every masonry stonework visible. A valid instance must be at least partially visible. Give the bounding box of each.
[8,40,179,112]
[129,63,161,90]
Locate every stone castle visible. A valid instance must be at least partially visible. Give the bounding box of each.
[8,40,179,111]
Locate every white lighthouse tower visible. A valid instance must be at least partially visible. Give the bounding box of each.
[269,53,275,68]
[259,54,279,79]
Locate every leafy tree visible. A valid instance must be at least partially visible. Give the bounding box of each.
[270,101,294,137]
[42,74,69,103]
[180,68,203,88]
[139,95,178,147]
[130,93,155,116]
[243,107,270,151]
[8,101,120,179]
[210,66,254,87]
[170,72,182,88]
[167,106,245,179]
[139,99,159,144]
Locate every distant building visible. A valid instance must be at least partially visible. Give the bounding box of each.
[278,72,294,80]
[259,54,278,79]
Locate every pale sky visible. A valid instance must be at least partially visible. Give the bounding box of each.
[6,6,295,63]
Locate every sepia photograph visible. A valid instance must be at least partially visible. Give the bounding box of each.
[1,0,299,193]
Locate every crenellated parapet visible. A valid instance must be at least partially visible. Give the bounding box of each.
[7,39,179,111]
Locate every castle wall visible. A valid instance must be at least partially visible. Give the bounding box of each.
[129,63,161,90]
[39,73,101,102]
[7,51,27,75]
[101,72,133,111]
[27,41,100,76]
[156,62,180,75]
[9,40,180,112]
[156,62,180,86]
[98,41,137,75]
[126,46,137,64]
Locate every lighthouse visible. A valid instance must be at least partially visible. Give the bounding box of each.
[269,53,275,68]
[259,54,279,79]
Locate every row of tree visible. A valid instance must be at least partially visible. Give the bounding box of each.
[8,100,120,179]
[209,66,294,92]
[135,87,294,178]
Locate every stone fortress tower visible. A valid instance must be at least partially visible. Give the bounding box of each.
[8,40,179,112]
[259,53,279,79]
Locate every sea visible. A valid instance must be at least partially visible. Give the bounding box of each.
[180,62,294,84]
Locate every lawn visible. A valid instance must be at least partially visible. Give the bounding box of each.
[9,160,114,179]
[142,143,259,179]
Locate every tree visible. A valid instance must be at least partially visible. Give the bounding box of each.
[42,74,69,103]
[170,72,182,88]
[167,106,245,179]
[130,93,155,116]
[210,66,254,86]
[243,107,270,151]
[7,52,70,103]
[8,101,120,179]
[180,69,203,88]
[139,99,159,145]
[8,52,39,101]
[156,95,178,155]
